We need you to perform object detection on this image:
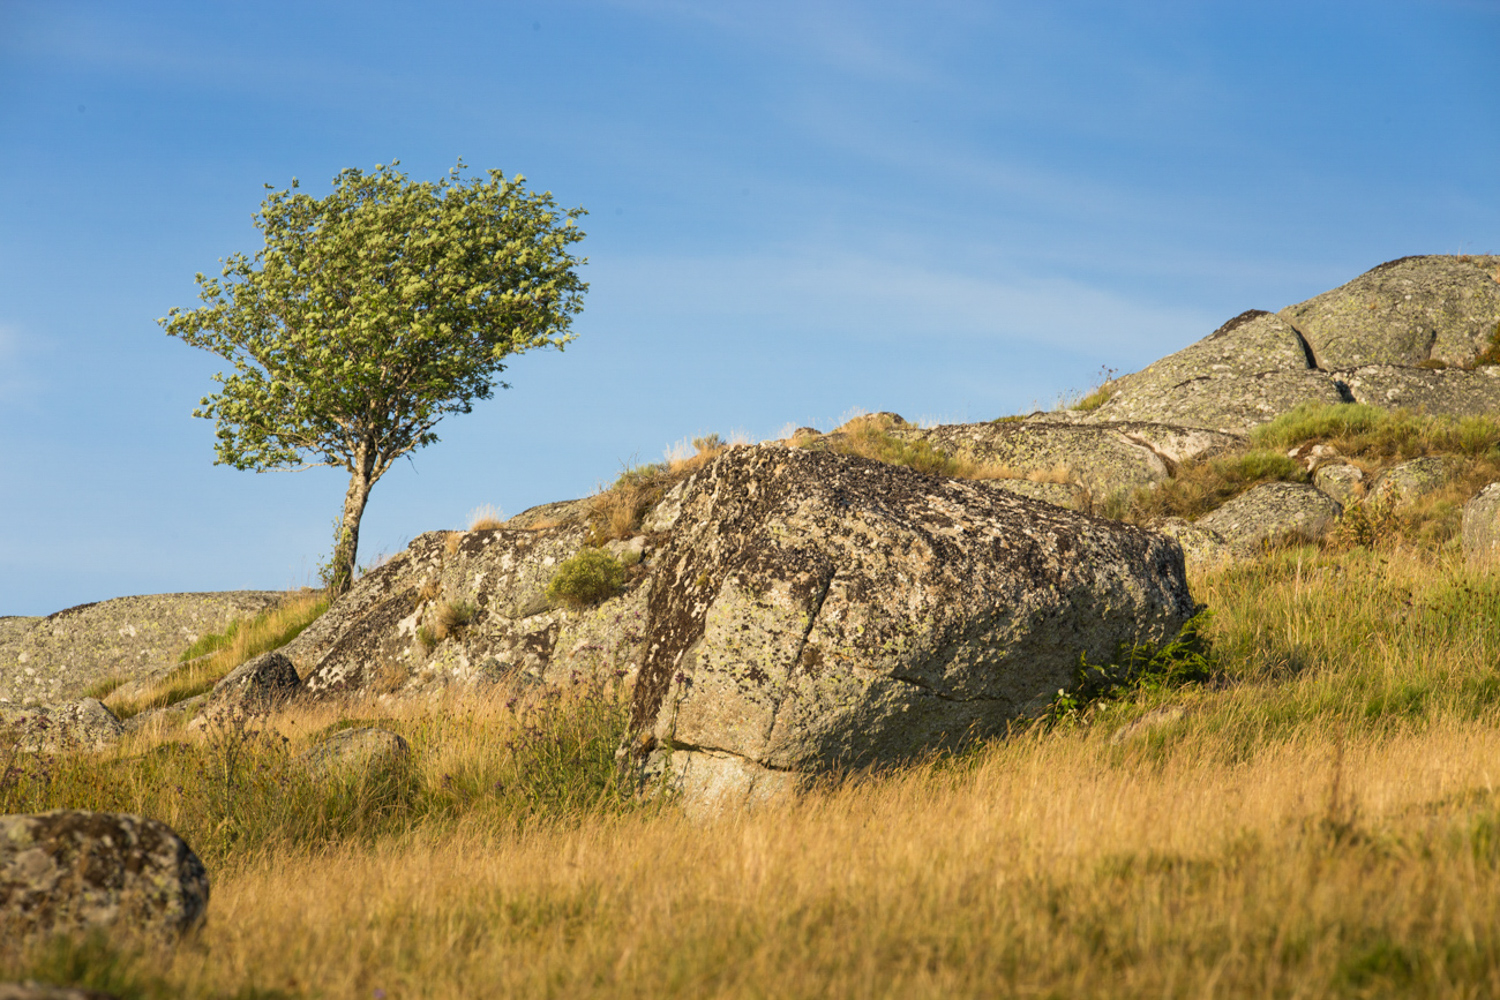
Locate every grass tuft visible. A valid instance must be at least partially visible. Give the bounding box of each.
[546,549,626,609]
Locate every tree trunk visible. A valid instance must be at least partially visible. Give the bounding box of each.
[329,465,374,598]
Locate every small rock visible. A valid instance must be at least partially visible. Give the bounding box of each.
[1287,441,1341,471]
[1148,518,1232,573]
[297,727,411,776]
[1367,456,1449,509]
[1197,482,1343,554]
[1462,483,1500,565]
[0,699,124,754]
[189,651,301,730]
[1312,463,1365,506]
[0,811,209,942]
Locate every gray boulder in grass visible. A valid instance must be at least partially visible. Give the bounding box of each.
[1196,482,1343,555]
[627,444,1198,817]
[297,727,411,776]
[0,699,124,754]
[1462,483,1500,565]
[0,811,209,942]
[209,650,302,711]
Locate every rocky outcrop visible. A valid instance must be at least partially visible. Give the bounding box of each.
[0,811,209,941]
[1279,255,1500,369]
[1066,257,1500,435]
[0,592,286,707]
[1081,311,1348,434]
[627,445,1197,817]
[1196,483,1343,554]
[297,727,411,776]
[1462,483,1500,564]
[898,420,1242,500]
[1367,457,1449,510]
[0,700,124,753]
[283,518,649,700]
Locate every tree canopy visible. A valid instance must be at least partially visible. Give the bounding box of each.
[162,160,587,593]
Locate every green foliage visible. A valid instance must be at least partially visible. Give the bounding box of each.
[1252,402,1500,460]
[546,548,626,609]
[1073,385,1114,412]
[161,160,588,593]
[1128,448,1307,523]
[822,424,966,477]
[1045,612,1216,723]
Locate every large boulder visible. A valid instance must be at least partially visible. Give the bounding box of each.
[0,592,286,708]
[1279,255,1500,369]
[0,700,124,754]
[1081,311,1349,434]
[1367,456,1449,510]
[0,811,209,941]
[1195,482,1343,554]
[628,445,1198,817]
[206,650,301,713]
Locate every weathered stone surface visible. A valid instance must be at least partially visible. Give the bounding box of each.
[629,445,1198,813]
[0,592,286,708]
[297,727,411,776]
[899,420,1240,500]
[1312,463,1365,506]
[287,522,651,700]
[1196,483,1343,554]
[1368,456,1449,509]
[1082,312,1349,434]
[207,651,301,712]
[0,700,123,753]
[0,811,208,941]
[1148,518,1232,574]
[1335,364,1500,416]
[1280,255,1500,368]
[1461,483,1500,565]
[984,479,1081,508]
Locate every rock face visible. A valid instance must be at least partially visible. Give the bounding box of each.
[1279,255,1500,369]
[0,700,124,753]
[281,515,650,700]
[0,592,286,707]
[0,811,209,941]
[1082,311,1348,434]
[897,420,1243,501]
[1462,484,1500,564]
[207,651,302,713]
[1067,257,1500,435]
[1196,483,1343,554]
[628,445,1198,816]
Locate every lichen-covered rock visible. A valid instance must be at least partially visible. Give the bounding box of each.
[1196,483,1343,554]
[900,420,1240,500]
[1280,255,1500,368]
[289,521,651,700]
[1082,312,1349,434]
[983,479,1081,508]
[1312,463,1365,506]
[0,700,124,753]
[0,592,286,708]
[0,811,208,941]
[629,445,1197,816]
[297,727,411,776]
[1148,518,1232,574]
[1462,483,1500,565]
[1335,364,1500,416]
[208,651,301,712]
[1368,456,1449,509]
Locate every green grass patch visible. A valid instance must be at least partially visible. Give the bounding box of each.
[546,548,626,609]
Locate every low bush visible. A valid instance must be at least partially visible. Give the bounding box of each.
[546,549,626,609]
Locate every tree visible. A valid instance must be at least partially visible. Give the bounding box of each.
[161,160,587,596]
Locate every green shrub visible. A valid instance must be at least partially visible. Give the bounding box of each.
[546,548,626,609]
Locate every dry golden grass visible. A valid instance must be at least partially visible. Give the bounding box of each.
[28,718,1500,999]
[105,591,328,719]
[589,435,736,542]
[467,504,506,531]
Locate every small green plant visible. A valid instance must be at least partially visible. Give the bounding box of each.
[546,548,626,609]
[1043,612,1216,725]
[1074,385,1114,412]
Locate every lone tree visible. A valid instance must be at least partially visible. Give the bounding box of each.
[162,161,587,595]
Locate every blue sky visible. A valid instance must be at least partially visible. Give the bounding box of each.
[1,0,1496,616]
